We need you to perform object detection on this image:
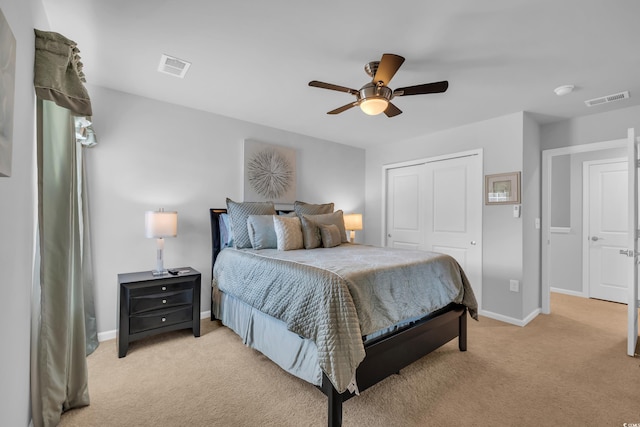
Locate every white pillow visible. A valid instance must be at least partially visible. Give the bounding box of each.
[273,215,303,251]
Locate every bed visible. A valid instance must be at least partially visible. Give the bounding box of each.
[209,205,477,427]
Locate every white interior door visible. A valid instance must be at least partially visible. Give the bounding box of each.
[587,160,628,303]
[625,128,639,357]
[385,152,482,309]
[385,164,425,249]
[424,156,482,307]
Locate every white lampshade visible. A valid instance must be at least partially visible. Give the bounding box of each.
[145,209,178,238]
[145,209,177,276]
[360,98,388,115]
[343,213,363,231]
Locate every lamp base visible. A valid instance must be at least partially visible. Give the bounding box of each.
[153,240,167,276]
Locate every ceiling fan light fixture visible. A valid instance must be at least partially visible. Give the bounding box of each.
[360,98,389,115]
[309,53,448,118]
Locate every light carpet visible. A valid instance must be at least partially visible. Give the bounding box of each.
[59,293,640,426]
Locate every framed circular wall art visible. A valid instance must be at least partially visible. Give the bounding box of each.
[243,139,296,204]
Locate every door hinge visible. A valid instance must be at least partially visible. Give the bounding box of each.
[636,158,640,168]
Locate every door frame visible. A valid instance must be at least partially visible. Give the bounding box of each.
[626,128,638,356]
[381,148,483,308]
[541,139,627,314]
[582,158,628,299]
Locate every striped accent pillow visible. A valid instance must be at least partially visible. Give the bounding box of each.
[273,215,303,251]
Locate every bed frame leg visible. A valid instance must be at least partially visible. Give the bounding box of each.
[459,309,467,352]
[327,384,342,427]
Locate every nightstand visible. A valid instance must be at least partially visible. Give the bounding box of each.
[117,267,201,357]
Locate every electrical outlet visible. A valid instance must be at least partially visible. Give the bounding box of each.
[509,280,520,292]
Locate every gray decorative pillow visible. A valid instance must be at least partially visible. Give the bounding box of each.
[247,215,277,249]
[273,215,304,251]
[300,215,322,249]
[302,210,348,243]
[319,224,342,248]
[226,198,276,249]
[294,201,334,216]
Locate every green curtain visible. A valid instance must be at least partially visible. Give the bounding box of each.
[34,100,98,426]
[32,29,98,427]
[34,29,92,116]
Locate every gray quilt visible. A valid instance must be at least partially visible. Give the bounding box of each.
[212,244,478,393]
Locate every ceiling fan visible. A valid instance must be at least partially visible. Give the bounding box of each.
[308,53,448,118]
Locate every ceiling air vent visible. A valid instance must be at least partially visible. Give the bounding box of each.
[158,54,191,78]
[584,91,630,107]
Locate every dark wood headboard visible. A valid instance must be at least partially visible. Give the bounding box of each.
[209,208,227,279]
[209,207,294,275]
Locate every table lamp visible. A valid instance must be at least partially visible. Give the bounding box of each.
[145,208,178,275]
[343,213,363,243]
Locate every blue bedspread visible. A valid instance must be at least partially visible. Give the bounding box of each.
[212,244,477,393]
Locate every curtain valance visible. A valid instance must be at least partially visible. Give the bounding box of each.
[34,29,92,116]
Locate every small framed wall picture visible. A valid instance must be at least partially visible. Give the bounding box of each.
[485,172,521,205]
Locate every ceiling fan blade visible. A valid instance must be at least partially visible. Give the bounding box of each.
[327,102,359,115]
[394,81,449,97]
[384,102,402,118]
[309,80,359,95]
[373,53,405,85]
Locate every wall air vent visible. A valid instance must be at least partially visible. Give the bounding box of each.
[158,54,191,78]
[584,91,629,107]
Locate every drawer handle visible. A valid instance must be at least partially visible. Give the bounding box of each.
[161,317,166,322]
[161,286,167,291]
[162,299,167,304]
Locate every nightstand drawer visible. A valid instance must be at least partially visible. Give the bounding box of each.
[129,306,192,334]
[129,281,193,297]
[130,289,193,314]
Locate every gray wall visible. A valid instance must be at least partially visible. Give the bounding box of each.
[542,104,640,150]
[551,155,571,228]
[86,85,366,335]
[522,113,541,318]
[0,0,48,425]
[365,112,531,321]
[542,104,640,297]
[549,147,627,295]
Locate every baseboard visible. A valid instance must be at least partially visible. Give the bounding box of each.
[479,308,541,327]
[550,287,586,298]
[97,310,213,343]
[98,329,116,342]
[522,308,541,326]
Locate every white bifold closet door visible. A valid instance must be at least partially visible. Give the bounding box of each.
[385,152,482,309]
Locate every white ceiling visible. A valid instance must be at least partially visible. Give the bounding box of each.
[40,0,640,149]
